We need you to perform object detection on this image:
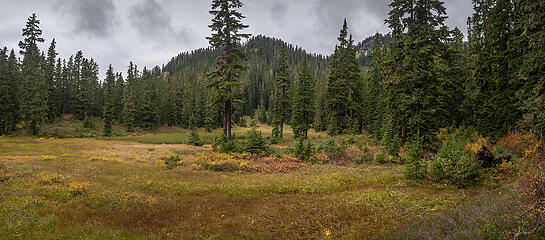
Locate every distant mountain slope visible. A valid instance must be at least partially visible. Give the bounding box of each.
[161,34,389,119]
[355,33,392,66]
[162,35,330,117]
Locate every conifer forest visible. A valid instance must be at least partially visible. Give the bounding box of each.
[0,0,544,239]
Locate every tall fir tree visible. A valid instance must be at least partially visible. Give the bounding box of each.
[291,60,315,139]
[511,0,545,136]
[272,47,290,138]
[103,65,116,136]
[326,20,351,136]
[206,0,251,138]
[18,14,48,135]
[382,0,450,151]
[325,20,364,135]
[45,39,58,121]
[123,62,137,132]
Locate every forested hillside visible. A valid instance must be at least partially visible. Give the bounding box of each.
[162,35,331,125]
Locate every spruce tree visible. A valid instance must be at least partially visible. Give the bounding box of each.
[382,0,450,149]
[326,20,351,136]
[103,65,116,136]
[272,47,290,138]
[123,62,137,132]
[206,0,251,138]
[291,60,315,139]
[1,49,20,133]
[512,0,545,136]
[19,14,48,135]
[45,39,58,121]
[0,48,9,134]
[325,20,364,135]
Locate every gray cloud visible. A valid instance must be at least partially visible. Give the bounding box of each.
[1,0,474,79]
[128,0,193,47]
[55,0,117,38]
[270,1,288,20]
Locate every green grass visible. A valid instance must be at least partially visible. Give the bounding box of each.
[0,135,496,239]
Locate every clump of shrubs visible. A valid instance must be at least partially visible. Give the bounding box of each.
[294,138,314,162]
[219,135,242,153]
[244,125,269,154]
[429,133,484,188]
[162,155,181,169]
[82,116,97,130]
[353,154,373,165]
[374,150,395,164]
[404,143,427,180]
[189,130,202,146]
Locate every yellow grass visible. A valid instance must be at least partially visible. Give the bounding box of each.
[0,136,478,239]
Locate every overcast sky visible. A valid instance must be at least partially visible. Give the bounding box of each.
[0,0,473,77]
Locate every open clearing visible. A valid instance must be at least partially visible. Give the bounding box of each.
[0,132,483,240]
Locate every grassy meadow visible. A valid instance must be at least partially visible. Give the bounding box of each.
[0,123,538,239]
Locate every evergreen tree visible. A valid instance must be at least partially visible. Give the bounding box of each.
[468,0,519,138]
[272,47,290,138]
[18,14,48,135]
[382,0,451,150]
[18,13,44,55]
[325,20,364,135]
[326,20,351,136]
[291,60,315,139]
[0,48,10,134]
[511,0,545,136]
[123,62,137,132]
[45,39,58,121]
[362,34,386,137]
[103,65,116,136]
[0,49,20,133]
[113,73,125,122]
[206,0,251,138]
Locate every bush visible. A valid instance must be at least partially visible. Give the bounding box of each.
[244,126,269,154]
[239,117,247,127]
[477,146,501,169]
[189,130,202,146]
[353,154,373,165]
[518,142,545,232]
[374,150,394,164]
[404,143,427,180]
[219,136,242,153]
[162,155,181,169]
[317,138,346,153]
[430,134,483,188]
[82,116,97,130]
[294,138,313,162]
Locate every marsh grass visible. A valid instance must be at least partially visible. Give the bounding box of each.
[0,136,484,239]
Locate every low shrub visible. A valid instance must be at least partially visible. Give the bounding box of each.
[244,126,269,154]
[219,135,242,153]
[404,143,427,180]
[293,138,313,162]
[82,116,97,130]
[517,142,545,234]
[353,154,373,165]
[189,130,202,146]
[374,150,394,164]
[162,155,181,169]
[68,182,89,196]
[35,171,65,185]
[429,133,483,188]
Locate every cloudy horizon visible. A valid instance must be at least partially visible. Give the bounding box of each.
[0,0,473,77]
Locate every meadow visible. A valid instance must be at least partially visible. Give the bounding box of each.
[0,124,539,239]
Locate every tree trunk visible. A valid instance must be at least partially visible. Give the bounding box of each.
[225,100,232,138]
[280,120,284,139]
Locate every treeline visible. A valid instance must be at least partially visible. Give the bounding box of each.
[1,0,543,151]
[357,0,544,154]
